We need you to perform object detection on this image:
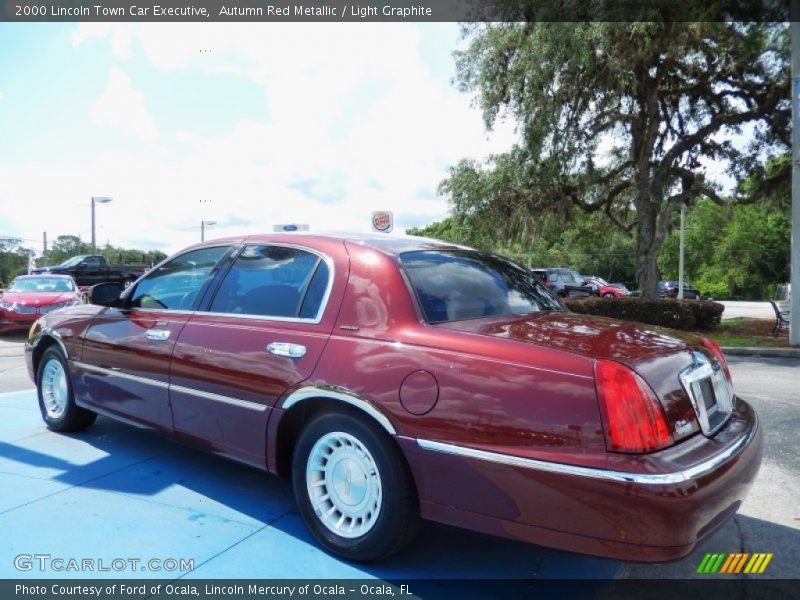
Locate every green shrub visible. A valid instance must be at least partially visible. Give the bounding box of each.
[693,277,728,300]
[564,297,724,330]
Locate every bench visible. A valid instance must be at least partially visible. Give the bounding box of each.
[769,300,790,336]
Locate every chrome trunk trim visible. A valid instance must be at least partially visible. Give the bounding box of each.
[417,415,757,486]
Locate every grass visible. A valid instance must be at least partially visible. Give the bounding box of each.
[703,318,790,348]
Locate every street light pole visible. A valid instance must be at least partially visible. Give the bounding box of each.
[678,204,685,300]
[91,196,112,255]
[791,19,800,346]
[201,220,217,242]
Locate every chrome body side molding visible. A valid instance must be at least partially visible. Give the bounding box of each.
[72,361,267,412]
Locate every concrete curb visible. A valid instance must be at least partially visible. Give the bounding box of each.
[721,346,800,358]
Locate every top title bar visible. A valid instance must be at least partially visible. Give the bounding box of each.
[0,0,793,22]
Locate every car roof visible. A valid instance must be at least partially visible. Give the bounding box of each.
[194,232,470,257]
[15,274,74,279]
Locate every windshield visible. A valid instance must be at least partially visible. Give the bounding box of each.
[9,277,75,292]
[593,277,609,286]
[400,250,563,324]
[59,256,88,268]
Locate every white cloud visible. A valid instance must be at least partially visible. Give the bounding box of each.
[92,67,158,141]
[4,24,517,255]
[72,23,135,58]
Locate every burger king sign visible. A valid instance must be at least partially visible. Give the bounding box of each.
[371,211,393,233]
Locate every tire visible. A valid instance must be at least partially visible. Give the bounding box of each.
[292,411,420,562]
[603,292,615,298]
[37,347,97,432]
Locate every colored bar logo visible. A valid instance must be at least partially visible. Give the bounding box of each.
[697,553,773,574]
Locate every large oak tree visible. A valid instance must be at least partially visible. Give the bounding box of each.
[441,21,789,297]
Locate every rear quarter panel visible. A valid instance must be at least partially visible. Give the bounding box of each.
[296,242,608,525]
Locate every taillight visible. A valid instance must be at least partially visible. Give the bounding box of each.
[701,337,732,383]
[594,359,673,454]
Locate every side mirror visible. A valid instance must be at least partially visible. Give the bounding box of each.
[90,282,122,306]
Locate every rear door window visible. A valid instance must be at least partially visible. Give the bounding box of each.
[209,245,330,320]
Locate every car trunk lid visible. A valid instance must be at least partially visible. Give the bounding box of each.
[436,311,716,441]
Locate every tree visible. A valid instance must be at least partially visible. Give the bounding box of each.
[659,157,791,299]
[442,21,789,297]
[0,238,34,287]
[46,235,167,267]
[409,211,638,285]
[48,235,90,265]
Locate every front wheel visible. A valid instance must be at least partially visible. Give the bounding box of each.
[603,292,615,298]
[37,347,97,432]
[292,411,420,562]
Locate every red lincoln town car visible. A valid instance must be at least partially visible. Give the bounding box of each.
[25,234,762,562]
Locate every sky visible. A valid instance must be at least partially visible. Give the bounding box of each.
[0,22,518,256]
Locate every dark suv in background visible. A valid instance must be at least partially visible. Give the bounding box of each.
[532,268,596,298]
[659,280,701,299]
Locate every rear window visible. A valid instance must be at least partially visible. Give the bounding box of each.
[209,245,329,319]
[399,250,563,323]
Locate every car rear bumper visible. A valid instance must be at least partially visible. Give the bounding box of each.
[401,396,762,562]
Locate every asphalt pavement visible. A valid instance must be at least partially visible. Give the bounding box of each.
[0,335,797,582]
[0,333,28,393]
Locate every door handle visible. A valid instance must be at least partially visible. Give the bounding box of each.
[267,342,307,358]
[145,329,171,341]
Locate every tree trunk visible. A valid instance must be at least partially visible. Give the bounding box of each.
[635,203,661,298]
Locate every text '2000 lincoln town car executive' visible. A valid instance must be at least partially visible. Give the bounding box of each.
[26,234,762,562]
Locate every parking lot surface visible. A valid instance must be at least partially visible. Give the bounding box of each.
[718,301,773,321]
[0,386,620,580]
[0,335,797,582]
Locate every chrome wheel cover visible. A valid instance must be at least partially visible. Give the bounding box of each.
[41,358,68,419]
[306,431,382,539]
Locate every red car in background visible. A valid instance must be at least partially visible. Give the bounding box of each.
[0,275,82,333]
[25,234,761,563]
[585,276,631,298]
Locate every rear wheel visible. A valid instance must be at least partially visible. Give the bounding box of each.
[37,347,96,432]
[292,411,420,561]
